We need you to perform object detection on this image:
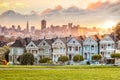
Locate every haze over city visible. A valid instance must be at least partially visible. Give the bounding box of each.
[0,0,120,29]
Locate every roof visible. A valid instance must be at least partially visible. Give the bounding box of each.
[45,39,54,45]
[60,37,67,44]
[10,39,26,48]
[0,41,7,47]
[33,39,42,46]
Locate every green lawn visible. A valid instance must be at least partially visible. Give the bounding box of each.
[0,65,120,80]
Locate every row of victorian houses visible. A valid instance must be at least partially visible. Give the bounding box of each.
[9,34,120,64]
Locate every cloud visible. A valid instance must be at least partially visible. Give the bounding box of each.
[0,1,120,28]
[40,5,63,16]
[87,1,103,10]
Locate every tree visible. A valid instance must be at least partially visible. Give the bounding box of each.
[20,53,34,65]
[92,54,102,61]
[39,57,51,63]
[58,56,68,63]
[4,50,10,62]
[0,46,10,63]
[115,22,120,40]
[73,55,84,62]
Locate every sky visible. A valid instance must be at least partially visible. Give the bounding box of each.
[0,0,119,29]
[0,0,118,14]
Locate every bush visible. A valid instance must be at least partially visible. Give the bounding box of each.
[58,56,68,63]
[4,50,10,62]
[111,53,120,59]
[92,54,101,61]
[39,57,51,63]
[73,55,84,62]
[20,53,34,65]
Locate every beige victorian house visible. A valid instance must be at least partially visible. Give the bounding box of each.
[52,38,67,62]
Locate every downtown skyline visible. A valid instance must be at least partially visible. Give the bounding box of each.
[0,0,119,29]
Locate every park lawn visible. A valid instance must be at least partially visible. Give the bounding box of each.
[0,65,120,80]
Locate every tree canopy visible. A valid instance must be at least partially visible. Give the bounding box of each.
[115,22,120,40]
[20,53,34,65]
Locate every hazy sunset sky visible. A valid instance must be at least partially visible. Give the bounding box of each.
[0,0,118,14]
[0,0,119,29]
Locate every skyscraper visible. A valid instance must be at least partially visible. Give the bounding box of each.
[17,25,21,32]
[27,21,29,32]
[41,20,46,30]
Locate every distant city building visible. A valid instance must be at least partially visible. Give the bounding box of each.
[12,25,15,31]
[27,21,29,32]
[31,26,35,33]
[17,25,21,32]
[41,20,46,30]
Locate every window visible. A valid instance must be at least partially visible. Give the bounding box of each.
[69,46,72,51]
[101,45,103,49]
[85,53,87,59]
[31,44,33,47]
[43,43,45,45]
[73,41,75,43]
[44,49,49,54]
[9,56,12,61]
[60,47,62,53]
[91,45,94,50]
[108,44,110,46]
[75,46,78,51]
[34,58,37,63]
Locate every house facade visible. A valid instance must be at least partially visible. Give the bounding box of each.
[52,38,67,62]
[26,39,53,64]
[26,40,39,64]
[9,35,119,64]
[100,35,115,63]
[83,37,98,61]
[9,39,26,64]
[37,39,52,59]
[67,37,82,63]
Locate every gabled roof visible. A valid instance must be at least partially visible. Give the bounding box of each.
[83,36,98,45]
[100,34,114,42]
[24,37,32,45]
[45,39,54,46]
[59,37,67,45]
[10,39,26,48]
[74,36,83,44]
[33,39,42,46]
[90,35,99,42]
[79,35,86,41]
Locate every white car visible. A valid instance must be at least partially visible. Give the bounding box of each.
[113,62,120,66]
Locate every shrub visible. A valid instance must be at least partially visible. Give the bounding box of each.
[111,53,120,59]
[39,57,51,63]
[73,55,84,62]
[20,53,34,65]
[58,56,68,63]
[92,54,102,61]
[4,50,10,62]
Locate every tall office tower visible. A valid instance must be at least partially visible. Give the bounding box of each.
[68,23,73,35]
[68,23,72,28]
[17,25,21,32]
[12,25,15,31]
[31,26,35,33]
[27,21,29,32]
[41,20,46,30]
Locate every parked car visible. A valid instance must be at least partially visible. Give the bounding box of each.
[113,62,120,66]
[89,61,101,65]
